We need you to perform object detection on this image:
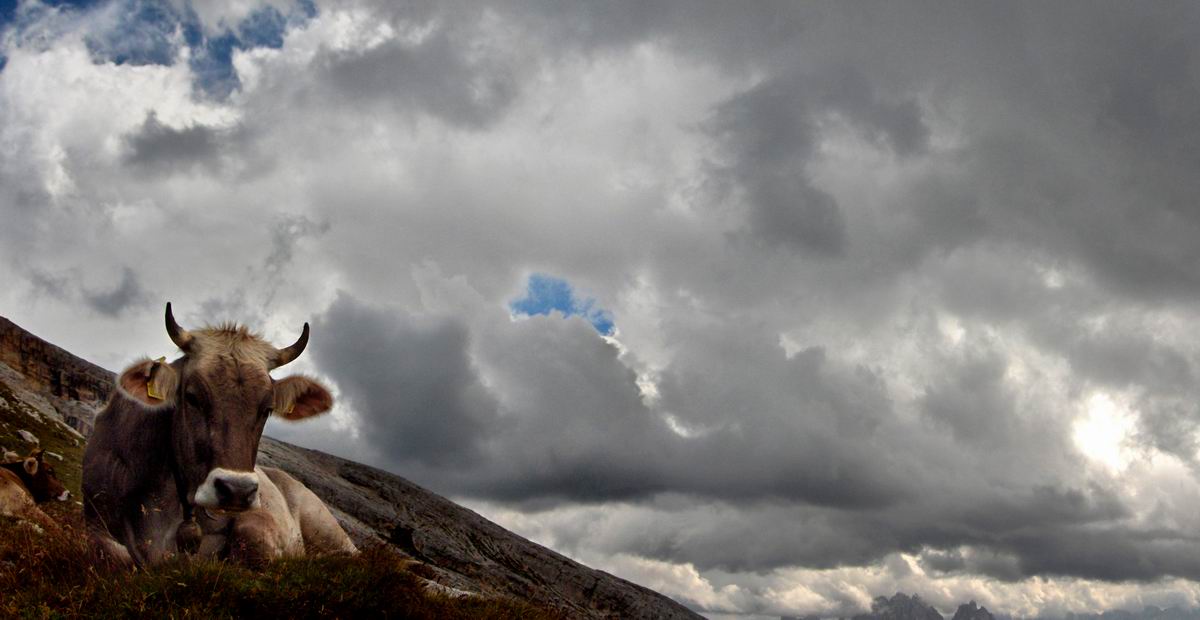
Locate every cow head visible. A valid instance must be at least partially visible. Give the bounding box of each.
[13,448,69,502]
[117,303,333,514]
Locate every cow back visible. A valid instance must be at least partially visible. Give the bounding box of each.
[0,468,36,519]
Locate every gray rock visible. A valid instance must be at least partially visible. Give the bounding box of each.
[257,437,702,619]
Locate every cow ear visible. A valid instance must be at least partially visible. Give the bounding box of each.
[273,375,334,421]
[23,457,38,476]
[117,357,178,409]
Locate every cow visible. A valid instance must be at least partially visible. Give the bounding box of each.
[191,466,357,566]
[0,448,69,532]
[83,303,355,567]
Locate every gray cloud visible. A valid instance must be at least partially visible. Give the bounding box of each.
[122,111,225,174]
[83,266,149,317]
[9,1,1200,615]
[312,293,500,465]
[19,266,149,318]
[245,4,528,131]
[302,293,1158,582]
[704,76,846,256]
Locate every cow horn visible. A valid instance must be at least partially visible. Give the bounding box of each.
[165,302,193,351]
[273,322,310,368]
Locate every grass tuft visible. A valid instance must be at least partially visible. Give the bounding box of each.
[0,510,561,619]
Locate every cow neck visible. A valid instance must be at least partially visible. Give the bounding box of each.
[168,395,195,526]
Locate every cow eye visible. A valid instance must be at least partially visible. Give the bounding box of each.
[184,391,204,409]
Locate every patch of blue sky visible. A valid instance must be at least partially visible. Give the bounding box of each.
[5,0,311,96]
[510,274,616,336]
[85,0,180,66]
[238,6,285,48]
[0,0,16,30]
[1,0,106,66]
[0,0,104,30]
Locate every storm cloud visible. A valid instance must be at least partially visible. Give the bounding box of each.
[5,1,1200,617]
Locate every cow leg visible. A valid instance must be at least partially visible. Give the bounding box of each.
[297,504,358,556]
[226,511,286,567]
[259,467,357,556]
[19,505,63,536]
[88,527,134,568]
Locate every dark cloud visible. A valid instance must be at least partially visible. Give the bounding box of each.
[703,65,930,256]
[19,266,149,318]
[920,349,1016,446]
[304,294,1156,580]
[122,111,226,174]
[704,77,846,256]
[308,294,913,509]
[307,21,518,130]
[26,268,72,301]
[311,293,500,465]
[83,267,149,317]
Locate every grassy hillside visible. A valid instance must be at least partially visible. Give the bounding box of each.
[0,376,86,498]
[0,511,560,619]
[0,373,560,619]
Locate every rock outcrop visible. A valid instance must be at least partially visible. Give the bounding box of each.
[0,317,111,436]
[258,438,700,618]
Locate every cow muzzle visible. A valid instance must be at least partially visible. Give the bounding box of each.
[194,468,261,512]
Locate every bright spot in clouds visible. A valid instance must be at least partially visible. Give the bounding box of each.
[1073,393,1137,473]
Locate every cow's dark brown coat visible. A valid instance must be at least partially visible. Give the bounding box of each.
[83,304,348,567]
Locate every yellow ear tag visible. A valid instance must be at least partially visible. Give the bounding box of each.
[283,402,296,416]
[145,358,167,401]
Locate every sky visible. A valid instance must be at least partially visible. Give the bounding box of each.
[3,1,1200,617]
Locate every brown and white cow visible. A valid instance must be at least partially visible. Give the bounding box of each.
[0,448,69,532]
[83,303,355,567]
[190,466,357,566]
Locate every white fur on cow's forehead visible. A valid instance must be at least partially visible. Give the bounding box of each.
[186,324,277,368]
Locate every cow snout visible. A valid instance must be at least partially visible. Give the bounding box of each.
[214,475,259,510]
[194,469,261,511]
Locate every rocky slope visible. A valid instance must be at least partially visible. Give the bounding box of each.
[0,314,700,619]
[0,317,112,437]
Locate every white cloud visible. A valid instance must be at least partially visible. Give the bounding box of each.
[7,2,1200,617]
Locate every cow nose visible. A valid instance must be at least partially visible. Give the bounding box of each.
[214,475,259,510]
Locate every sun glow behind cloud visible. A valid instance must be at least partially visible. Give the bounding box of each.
[1073,392,1137,473]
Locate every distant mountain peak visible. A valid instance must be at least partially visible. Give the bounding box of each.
[849,592,945,620]
[953,601,996,620]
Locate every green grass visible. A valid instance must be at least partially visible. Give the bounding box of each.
[0,510,562,619]
[0,377,86,498]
